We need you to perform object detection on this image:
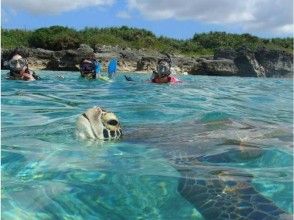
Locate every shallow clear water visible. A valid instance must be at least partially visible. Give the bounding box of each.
[1,70,293,219]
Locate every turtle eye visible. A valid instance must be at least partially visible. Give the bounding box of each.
[107,119,118,126]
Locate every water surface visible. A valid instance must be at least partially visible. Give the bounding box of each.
[1,71,293,219]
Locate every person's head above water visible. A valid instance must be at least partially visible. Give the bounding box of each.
[7,51,39,81]
[151,55,173,83]
[79,58,99,80]
[9,54,28,72]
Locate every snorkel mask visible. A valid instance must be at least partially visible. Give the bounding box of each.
[9,55,28,72]
[156,59,171,78]
[80,59,96,79]
[80,60,94,73]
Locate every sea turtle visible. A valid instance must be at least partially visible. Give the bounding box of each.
[76,107,122,140]
[76,107,292,220]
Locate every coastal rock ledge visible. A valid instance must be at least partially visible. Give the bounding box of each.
[1,46,293,78]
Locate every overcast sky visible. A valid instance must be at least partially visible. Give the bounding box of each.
[2,0,293,39]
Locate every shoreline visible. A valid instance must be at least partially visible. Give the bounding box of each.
[1,45,293,78]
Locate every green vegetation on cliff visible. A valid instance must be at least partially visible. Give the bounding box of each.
[1,26,293,55]
[1,29,32,48]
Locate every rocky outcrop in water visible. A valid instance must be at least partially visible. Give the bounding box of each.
[1,45,293,78]
[190,47,293,77]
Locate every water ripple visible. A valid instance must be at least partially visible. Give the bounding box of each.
[1,71,293,218]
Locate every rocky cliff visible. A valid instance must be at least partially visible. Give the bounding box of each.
[1,45,293,78]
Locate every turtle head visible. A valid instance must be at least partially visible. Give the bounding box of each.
[76,107,122,140]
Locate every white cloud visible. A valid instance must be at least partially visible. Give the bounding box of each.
[274,24,294,34]
[127,0,294,34]
[2,0,293,35]
[116,11,131,19]
[2,0,115,15]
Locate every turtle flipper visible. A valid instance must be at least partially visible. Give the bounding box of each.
[178,169,288,220]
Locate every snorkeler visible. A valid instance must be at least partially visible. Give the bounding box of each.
[123,55,180,83]
[150,54,180,84]
[7,53,40,81]
[79,58,101,80]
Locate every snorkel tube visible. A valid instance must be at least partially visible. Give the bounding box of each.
[93,60,101,75]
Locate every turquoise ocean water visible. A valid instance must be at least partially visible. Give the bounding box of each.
[1,71,293,219]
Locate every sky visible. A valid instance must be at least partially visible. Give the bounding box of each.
[1,0,293,39]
